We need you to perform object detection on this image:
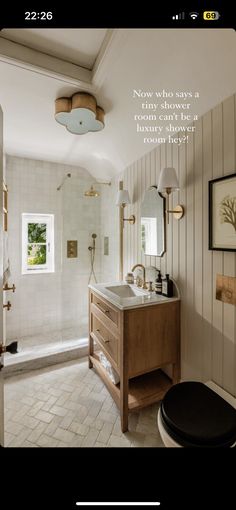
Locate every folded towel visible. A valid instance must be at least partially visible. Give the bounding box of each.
[98,351,120,385]
[3,232,11,286]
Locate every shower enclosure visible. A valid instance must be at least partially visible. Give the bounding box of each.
[4,156,102,371]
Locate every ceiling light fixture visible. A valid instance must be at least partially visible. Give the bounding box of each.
[55,92,105,135]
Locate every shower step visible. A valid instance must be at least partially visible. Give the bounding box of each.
[3,341,88,378]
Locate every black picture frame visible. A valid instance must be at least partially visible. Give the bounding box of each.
[209,173,236,251]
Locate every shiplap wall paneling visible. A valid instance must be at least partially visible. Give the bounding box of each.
[166,143,173,279]
[178,141,187,375]
[202,111,213,381]
[234,94,236,397]
[155,145,161,272]
[222,96,235,395]
[212,103,224,387]
[150,149,156,270]
[172,142,179,281]
[145,152,151,269]
[160,142,167,277]
[103,94,236,397]
[193,118,203,380]
[185,129,196,378]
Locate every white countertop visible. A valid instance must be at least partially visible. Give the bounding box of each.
[89,281,180,310]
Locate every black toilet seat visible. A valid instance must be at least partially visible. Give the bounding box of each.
[160,382,236,447]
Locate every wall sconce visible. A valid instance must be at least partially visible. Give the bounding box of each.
[158,167,184,223]
[116,189,135,225]
[116,181,135,280]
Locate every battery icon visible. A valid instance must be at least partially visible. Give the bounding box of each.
[203,11,220,20]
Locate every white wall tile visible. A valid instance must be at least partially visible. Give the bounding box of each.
[6,156,101,340]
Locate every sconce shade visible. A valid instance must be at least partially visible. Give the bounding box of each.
[116,190,131,206]
[158,167,179,192]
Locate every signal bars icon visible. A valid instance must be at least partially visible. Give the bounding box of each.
[172,12,185,20]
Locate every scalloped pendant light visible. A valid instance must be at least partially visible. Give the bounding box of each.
[55,92,105,134]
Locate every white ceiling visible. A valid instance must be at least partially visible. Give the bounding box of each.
[0,29,236,180]
[1,29,107,69]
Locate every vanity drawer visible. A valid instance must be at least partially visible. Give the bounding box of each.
[91,294,119,326]
[92,316,118,364]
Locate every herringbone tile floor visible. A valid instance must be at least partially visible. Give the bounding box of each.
[4,358,164,447]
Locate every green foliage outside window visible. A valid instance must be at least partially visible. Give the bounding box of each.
[27,223,47,265]
[28,223,46,243]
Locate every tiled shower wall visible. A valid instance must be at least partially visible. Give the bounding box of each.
[6,156,101,340]
[101,93,236,397]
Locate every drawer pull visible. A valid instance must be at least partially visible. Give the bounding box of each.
[96,329,110,343]
[96,302,110,314]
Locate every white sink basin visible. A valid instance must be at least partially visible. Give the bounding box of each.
[105,284,147,298]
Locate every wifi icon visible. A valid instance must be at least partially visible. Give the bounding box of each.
[190,12,199,19]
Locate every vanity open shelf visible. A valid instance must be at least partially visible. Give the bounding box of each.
[90,352,172,412]
[89,285,180,432]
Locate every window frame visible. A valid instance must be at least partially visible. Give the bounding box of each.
[22,213,55,274]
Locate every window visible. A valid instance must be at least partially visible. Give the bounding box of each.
[141,217,157,256]
[22,213,54,274]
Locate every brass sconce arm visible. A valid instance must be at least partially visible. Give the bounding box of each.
[166,205,184,220]
[117,181,136,280]
[123,215,135,225]
[158,167,184,223]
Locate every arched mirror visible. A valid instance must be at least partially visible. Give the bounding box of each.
[141,186,166,257]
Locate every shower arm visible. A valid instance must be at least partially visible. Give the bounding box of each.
[57,173,71,191]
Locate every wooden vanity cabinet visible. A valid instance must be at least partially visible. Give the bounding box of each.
[89,290,180,432]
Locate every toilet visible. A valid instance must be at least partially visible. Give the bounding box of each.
[158,381,236,447]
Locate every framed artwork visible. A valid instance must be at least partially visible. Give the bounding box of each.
[209,173,236,251]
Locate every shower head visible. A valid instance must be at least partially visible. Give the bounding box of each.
[84,181,111,197]
[92,233,97,239]
[84,185,100,197]
[57,173,71,191]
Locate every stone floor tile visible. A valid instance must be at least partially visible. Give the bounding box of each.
[49,405,68,417]
[112,417,123,437]
[7,426,32,447]
[81,427,99,447]
[53,427,76,443]
[35,410,54,423]
[41,396,58,412]
[97,410,117,425]
[36,434,59,447]
[5,420,24,436]
[27,400,45,417]
[21,440,38,447]
[27,422,47,443]
[44,416,62,436]
[4,358,162,448]
[108,434,131,447]
[18,415,39,430]
[60,412,75,430]
[69,421,89,436]
[97,422,114,444]
[143,434,164,447]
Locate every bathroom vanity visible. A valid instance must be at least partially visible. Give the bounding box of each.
[89,282,180,432]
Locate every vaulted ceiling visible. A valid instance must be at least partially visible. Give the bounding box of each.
[0,28,235,179]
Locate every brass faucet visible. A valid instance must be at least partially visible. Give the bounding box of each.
[131,264,148,289]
